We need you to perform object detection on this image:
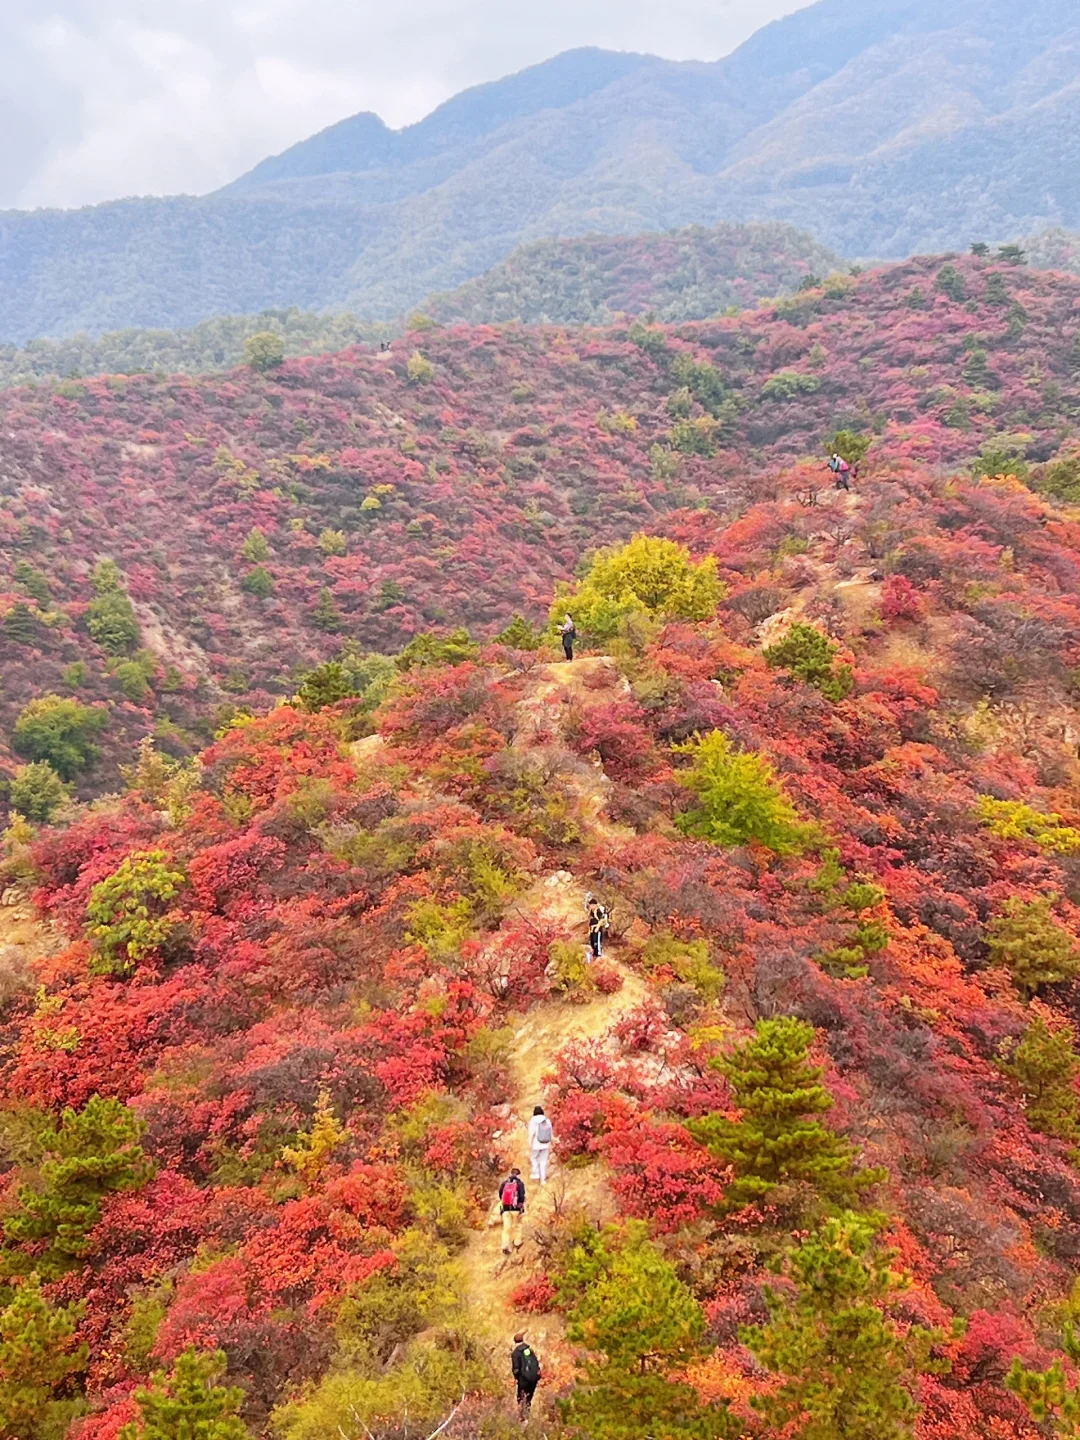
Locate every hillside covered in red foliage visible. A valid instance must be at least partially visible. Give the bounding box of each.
[4,451,1080,1435]
[1,249,1079,801]
[5,246,1080,1438]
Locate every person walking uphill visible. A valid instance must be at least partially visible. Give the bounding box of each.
[560,614,576,661]
[528,1105,553,1185]
[499,1167,526,1254]
[511,1332,542,1421]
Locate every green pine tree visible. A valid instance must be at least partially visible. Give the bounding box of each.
[936,264,967,302]
[8,762,71,823]
[13,561,51,605]
[987,895,1080,997]
[395,629,478,671]
[688,1016,882,1211]
[999,1017,1080,1143]
[743,1212,948,1440]
[0,1275,87,1438]
[997,244,1027,266]
[296,660,359,713]
[120,1348,249,1440]
[87,590,140,654]
[240,565,274,599]
[3,1096,154,1280]
[562,1226,736,1440]
[86,850,186,974]
[3,602,38,646]
[985,272,1010,306]
[494,613,543,650]
[674,731,811,856]
[310,587,343,632]
[824,429,871,467]
[764,622,853,702]
[1007,1282,1080,1435]
[962,346,995,389]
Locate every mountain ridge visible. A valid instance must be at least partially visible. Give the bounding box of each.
[2,0,1079,342]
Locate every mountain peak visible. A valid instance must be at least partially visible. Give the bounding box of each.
[223,46,659,195]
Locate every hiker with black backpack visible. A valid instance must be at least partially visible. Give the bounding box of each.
[559,614,576,662]
[511,1332,542,1420]
[499,1166,526,1254]
[528,1105,554,1185]
[586,893,610,960]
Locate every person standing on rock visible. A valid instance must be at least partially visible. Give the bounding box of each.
[560,614,576,662]
[511,1332,542,1421]
[528,1105,553,1185]
[499,1166,526,1254]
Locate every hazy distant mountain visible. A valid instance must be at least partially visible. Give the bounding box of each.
[1,0,1077,342]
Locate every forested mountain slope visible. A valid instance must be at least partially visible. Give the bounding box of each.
[1,250,1079,804]
[0,223,840,390]
[2,0,1079,341]
[423,223,846,326]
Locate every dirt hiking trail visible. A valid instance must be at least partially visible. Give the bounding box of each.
[456,657,650,1381]
[460,869,648,1379]
[0,885,62,1006]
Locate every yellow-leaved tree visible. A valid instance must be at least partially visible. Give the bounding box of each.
[550,533,723,644]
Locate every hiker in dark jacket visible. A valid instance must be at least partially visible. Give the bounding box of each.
[560,614,576,661]
[499,1167,526,1254]
[586,894,610,960]
[511,1332,542,1419]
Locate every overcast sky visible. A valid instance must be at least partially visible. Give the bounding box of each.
[2,0,809,212]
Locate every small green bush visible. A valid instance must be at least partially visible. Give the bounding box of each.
[87,850,186,974]
[9,762,71,823]
[764,622,853,702]
[761,371,822,402]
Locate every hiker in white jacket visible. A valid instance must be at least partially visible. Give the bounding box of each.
[528,1105,554,1185]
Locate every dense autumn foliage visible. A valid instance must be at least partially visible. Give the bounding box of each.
[7,248,1080,1438]
[2,250,1080,801]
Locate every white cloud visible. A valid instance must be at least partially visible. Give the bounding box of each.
[3,0,808,210]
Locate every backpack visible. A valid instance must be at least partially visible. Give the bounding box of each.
[519,1346,540,1384]
[501,1178,519,1209]
[536,1117,553,1145]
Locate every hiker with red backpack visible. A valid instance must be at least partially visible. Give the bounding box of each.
[528,1105,554,1185]
[827,452,852,491]
[511,1332,542,1420]
[499,1166,526,1254]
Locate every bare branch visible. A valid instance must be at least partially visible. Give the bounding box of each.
[425,1392,467,1440]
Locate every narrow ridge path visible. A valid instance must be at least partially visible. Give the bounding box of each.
[458,868,647,1380]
